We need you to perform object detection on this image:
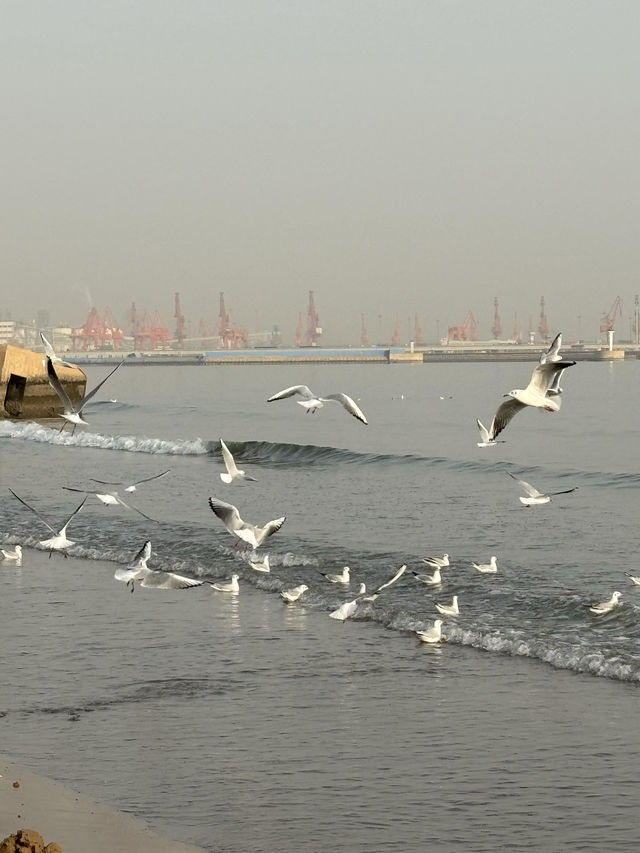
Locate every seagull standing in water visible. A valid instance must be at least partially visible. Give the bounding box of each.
[208,498,285,550]
[422,553,450,569]
[411,566,442,585]
[219,438,257,484]
[508,472,577,506]
[114,540,203,593]
[46,357,122,434]
[9,489,86,557]
[320,566,351,584]
[329,565,406,621]
[210,574,240,594]
[435,595,459,616]
[483,352,576,441]
[624,573,640,586]
[1,545,22,563]
[589,591,622,615]
[267,385,368,425]
[416,619,443,644]
[472,556,498,574]
[280,584,309,603]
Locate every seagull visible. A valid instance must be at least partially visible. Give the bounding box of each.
[114,540,203,593]
[89,470,170,493]
[219,438,257,484]
[488,356,577,440]
[539,332,563,364]
[472,556,498,573]
[280,583,309,603]
[9,489,86,557]
[210,574,240,594]
[416,619,443,644]
[435,595,459,616]
[411,566,442,585]
[624,573,640,586]
[46,356,123,434]
[476,418,504,447]
[208,498,285,550]
[40,332,75,368]
[545,368,566,398]
[588,591,622,615]
[320,566,350,584]
[1,545,22,563]
[267,385,368,425]
[508,472,577,506]
[422,553,449,568]
[329,565,406,620]
[62,487,159,522]
[248,554,270,572]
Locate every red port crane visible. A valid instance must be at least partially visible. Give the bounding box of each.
[218,292,248,349]
[447,311,477,343]
[174,292,185,350]
[600,296,623,333]
[492,297,502,339]
[414,313,424,345]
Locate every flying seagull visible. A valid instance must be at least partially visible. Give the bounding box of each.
[208,497,285,550]
[62,487,159,522]
[280,583,309,603]
[267,385,368,425]
[539,332,564,365]
[476,418,504,448]
[114,540,203,593]
[219,438,257,484]
[588,591,622,615]
[9,488,86,557]
[508,472,577,506]
[329,564,406,621]
[416,619,443,644]
[40,332,75,368]
[486,357,576,441]
[46,357,122,433]
[89,470,170,493]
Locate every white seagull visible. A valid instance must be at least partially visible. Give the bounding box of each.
[411,566,442,585]
[589,591,622,615]
[219,438,257,484]
[208,498,285,550]
[63,487,159,522]
[329,564,406,621]
[89,470,170,493]
[488,356,577,440]
[624,573,640,586]
[508,472,577,506]
[539,332,563,365]
[40,332,75,368]
[435,595,459,616]
[114,540,203,593]
[320,566,350,584]
[422,553,450,568]
[476,418,504,448]
[248,554,270,573]
[267,385,368,425]
[472,556,498,573]
[210,574,240,594]
[9,489,86,556]
[1,545,22,563]
[416,619,443,644]
[46,357,123,433]
[280,583,309,603]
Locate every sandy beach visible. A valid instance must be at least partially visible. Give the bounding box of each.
[0,757,205,853]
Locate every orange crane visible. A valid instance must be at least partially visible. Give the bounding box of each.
[447,311,477,342]
[600,296,623,333]
[149,310,170,349]
[218,292,248,348]
[538,297,549,342]
[492,297,502,339]
[414,314,424,345]
[304,290,322,346]
[174,292,185,350]
[360,314,369,347]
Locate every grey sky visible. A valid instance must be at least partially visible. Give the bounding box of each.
[2,1,639,344]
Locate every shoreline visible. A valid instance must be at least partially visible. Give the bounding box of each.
[0,757,206,853]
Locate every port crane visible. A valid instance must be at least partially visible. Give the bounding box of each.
[447,311,477,343]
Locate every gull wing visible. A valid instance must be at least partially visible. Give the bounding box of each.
[140,571,203,589]
[255,516,286,544]
[58,497,88,533]
[476,419,491,442]
[548,487,578,496]
[372,564,406,595]
[539,332,562,364]
[491,398,527,440]
[46,357,75,413]
[128,539,152,568]
[130,470,170,487]
[267,385,314,402]
[208,497,245,533]
[79,361,122,409]
[323,393,368,425]
[114,566,144,583]
[114,495,160,523]
[525,361,576,397]
[220,438,239,477]
[508,472,543,498]
[8,488,56,533]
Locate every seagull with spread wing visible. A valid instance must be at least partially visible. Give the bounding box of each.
[507,472,577,506]
[208,497,285,550]
[89,470,170,493]
[114,540,203,593]
[40,332,75,368]
[62,487,159,522]
[267,385,368,424]
[219,438,257,483]
[46,357,122,433]
[9,488,86,557]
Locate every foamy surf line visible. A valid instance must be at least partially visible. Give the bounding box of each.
[0,421,209,455]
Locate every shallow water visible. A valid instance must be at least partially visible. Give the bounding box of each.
[1,360,639,850]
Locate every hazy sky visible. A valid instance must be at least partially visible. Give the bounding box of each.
[2,1,639,344]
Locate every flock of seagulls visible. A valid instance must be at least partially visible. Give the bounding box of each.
[2,330,630,654]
